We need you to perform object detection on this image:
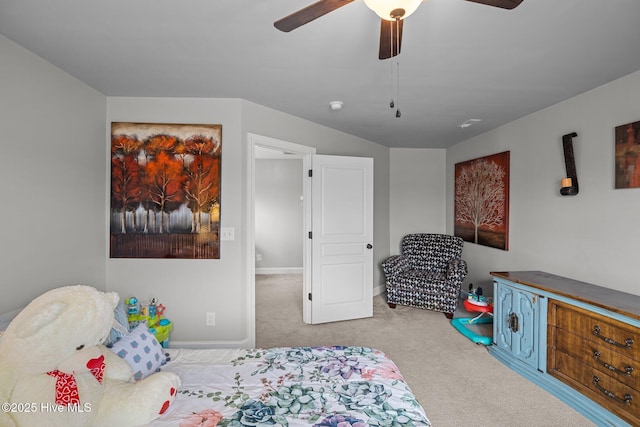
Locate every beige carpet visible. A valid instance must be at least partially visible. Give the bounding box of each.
[255,274,594,427]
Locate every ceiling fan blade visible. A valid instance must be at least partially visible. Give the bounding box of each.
[274,0,356,32]
[464,0,524,9]
[379,19,403,60]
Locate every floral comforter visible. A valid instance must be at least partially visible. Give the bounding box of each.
[151,346,430,427]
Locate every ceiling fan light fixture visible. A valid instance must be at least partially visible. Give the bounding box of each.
[363,0,422,20]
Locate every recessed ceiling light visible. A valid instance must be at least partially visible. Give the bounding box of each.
[329,101,343,111]
[457,119,482,129]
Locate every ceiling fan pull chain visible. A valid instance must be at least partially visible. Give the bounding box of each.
[385,17,402,117]
[389,18,395,109]
[395,18,401,118]
[395,60,401,118]
[389,56,394,108]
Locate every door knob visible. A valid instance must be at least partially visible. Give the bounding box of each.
[366,244,373,249]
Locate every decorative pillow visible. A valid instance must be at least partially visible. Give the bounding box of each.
[109,323,165,381]
[105,301,130,347]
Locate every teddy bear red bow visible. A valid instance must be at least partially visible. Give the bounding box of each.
[47,354,106,405]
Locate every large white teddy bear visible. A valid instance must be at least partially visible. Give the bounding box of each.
[0,285,181,427]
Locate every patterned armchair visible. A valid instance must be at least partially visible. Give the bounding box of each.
[382,233,468,318]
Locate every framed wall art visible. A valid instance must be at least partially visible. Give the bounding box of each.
[110,122,222,259]
[454,151,510,251]
[615,119,640,189]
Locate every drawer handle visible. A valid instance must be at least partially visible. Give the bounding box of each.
[593,325,634,349]
[593,376,633,405]
[593,351,634,377]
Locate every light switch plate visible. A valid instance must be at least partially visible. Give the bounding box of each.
[220,227,235,241]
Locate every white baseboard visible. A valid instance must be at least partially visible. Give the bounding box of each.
[255,267,303,275]
[255,268,384,298]
[169,339,252,349]
[373,284,383,297]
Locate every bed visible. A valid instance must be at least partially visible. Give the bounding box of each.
[0,300,430,427]
[151,346,431,427]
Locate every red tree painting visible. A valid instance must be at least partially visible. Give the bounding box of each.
[110,122,221,259]
[454,151,509,251]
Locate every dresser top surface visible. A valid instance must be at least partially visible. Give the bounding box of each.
[491,271,640,321]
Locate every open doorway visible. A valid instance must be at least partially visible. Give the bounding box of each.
[248,134,315,327]
[254,148,304,324]
[254,146,303,275]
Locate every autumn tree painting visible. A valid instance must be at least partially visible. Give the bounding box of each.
[110,123,221,259]
[454,151,509,251]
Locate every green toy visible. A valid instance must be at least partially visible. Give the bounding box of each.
[126,297,173,347]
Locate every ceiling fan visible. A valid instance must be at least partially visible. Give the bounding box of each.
[274,0,524,60]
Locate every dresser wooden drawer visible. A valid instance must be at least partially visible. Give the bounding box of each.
[549,350,640,426]
[549,300,640,361]
[551,327,639,391]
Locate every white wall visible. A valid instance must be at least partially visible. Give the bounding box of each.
[255,159,303,272]
[389,148,446,253]
[447,69,640,296]
[0,35,107,312]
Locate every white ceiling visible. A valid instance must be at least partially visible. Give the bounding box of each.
[2,0,640,148]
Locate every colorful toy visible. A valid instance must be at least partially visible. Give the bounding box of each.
[0,285,180,427]
[451,284,494,345]
[127,297,173,347]
[467,284,487,303]
[156,303,166,317]
[126,297,139,315]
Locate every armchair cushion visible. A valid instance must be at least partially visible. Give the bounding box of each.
[446,257,468,281]
[383,234,467,314]
[381,255,411,277]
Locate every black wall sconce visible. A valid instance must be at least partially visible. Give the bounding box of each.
[560,132,579,196]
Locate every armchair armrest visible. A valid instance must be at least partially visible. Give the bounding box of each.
[381,255,411,277]
[446,258,468,282]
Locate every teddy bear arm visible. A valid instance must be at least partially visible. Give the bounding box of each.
[102,347,133,381]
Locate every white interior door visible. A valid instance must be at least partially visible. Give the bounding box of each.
[310,155,373,324]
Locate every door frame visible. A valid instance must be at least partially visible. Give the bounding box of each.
[247,133,316,331]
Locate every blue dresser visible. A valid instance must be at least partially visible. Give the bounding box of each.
[489,271,640,426]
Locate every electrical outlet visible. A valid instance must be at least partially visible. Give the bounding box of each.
[206,312,216,326]
[256,253,262,262]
